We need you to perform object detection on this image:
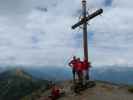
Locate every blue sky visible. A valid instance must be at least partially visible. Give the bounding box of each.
[0,0,133,67]
[104,0,112,6]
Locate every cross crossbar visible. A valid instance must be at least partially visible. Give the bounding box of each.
[72,9,103,29]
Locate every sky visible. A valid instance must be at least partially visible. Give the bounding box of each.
[0,0,133,67]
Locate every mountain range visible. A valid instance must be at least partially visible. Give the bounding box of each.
[24,66,133,85]
[0,68,50,100]
[0,66,133,100]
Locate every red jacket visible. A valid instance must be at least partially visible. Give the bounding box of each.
[83,61,91,70]
[76,61,84,72]
[51,86,60,98]
[69,60,77,69]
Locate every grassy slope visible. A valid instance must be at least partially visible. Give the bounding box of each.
[0,68,50,100]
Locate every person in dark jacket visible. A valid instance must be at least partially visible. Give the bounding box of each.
[68,56,77,83]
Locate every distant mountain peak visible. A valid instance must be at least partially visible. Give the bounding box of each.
[0,68,32,80]
[15,68,32,79]
[0,68,50,100]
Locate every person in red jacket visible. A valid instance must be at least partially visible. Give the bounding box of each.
[83,58,91,81]
[51,84,60,100]
[68,56,77,83]
[76,58,84,85]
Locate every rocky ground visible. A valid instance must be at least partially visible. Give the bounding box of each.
[39,80,133,100]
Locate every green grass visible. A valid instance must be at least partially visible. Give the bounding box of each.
[0,69,50,100]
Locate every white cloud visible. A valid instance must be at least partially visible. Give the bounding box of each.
[0,0,132,67]
[88,0,133,66]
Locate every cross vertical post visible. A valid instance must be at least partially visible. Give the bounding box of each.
[82,0,88,61]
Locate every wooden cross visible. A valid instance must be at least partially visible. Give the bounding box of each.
[71,0,103,80]
[72,0,103,61]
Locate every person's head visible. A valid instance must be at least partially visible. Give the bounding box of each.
[77,58,80,61]
[84,58,88,62]
[73,56,76,60]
